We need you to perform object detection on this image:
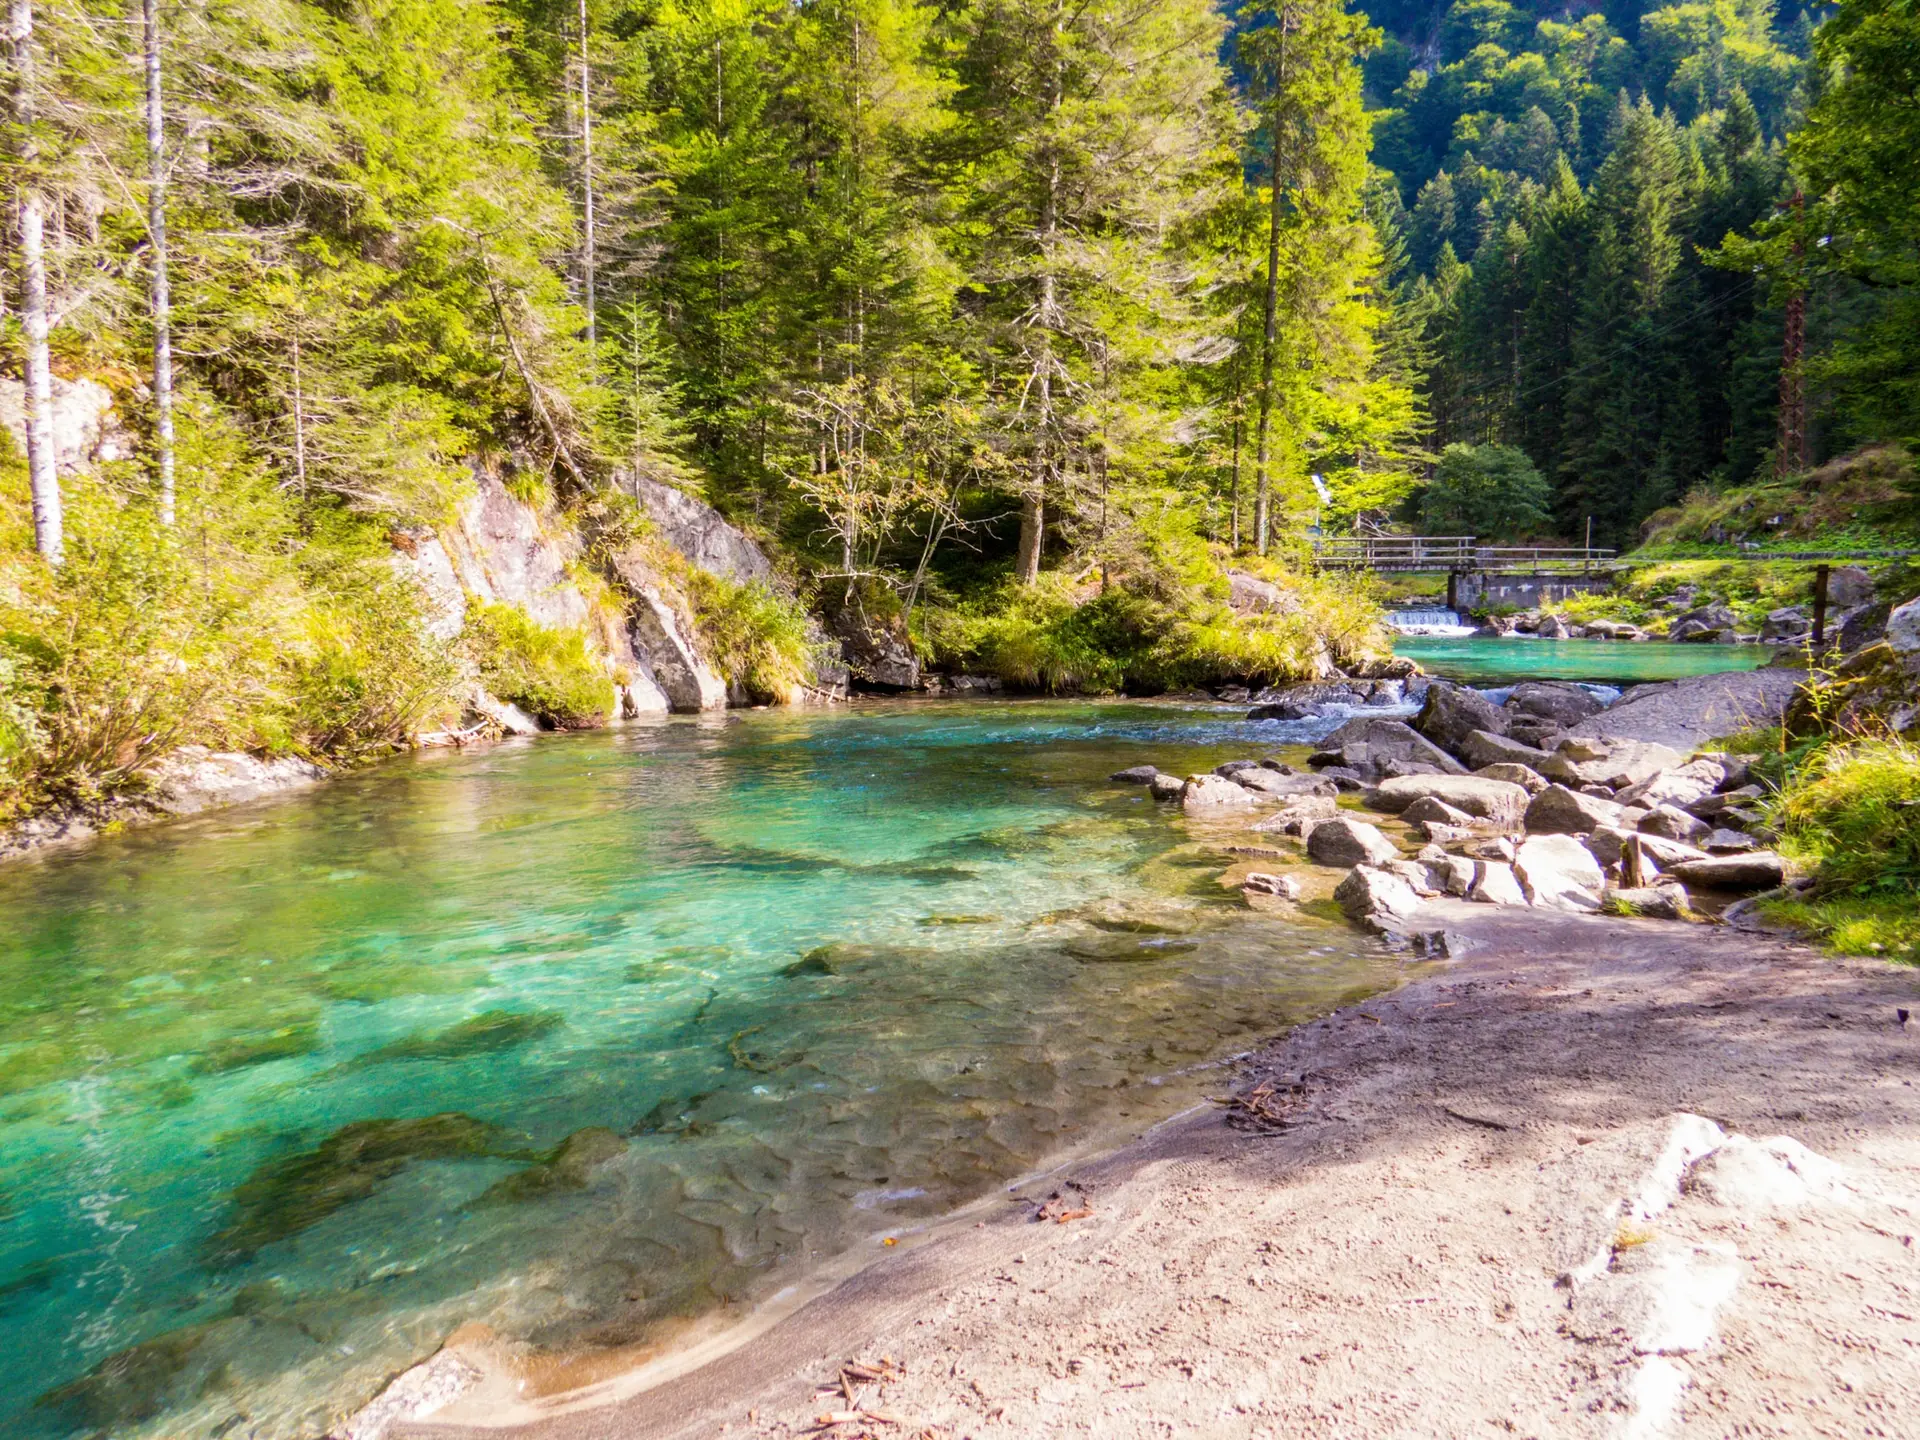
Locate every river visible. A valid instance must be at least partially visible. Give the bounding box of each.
[1,701,1413,1439]
[0,641,1768,1437]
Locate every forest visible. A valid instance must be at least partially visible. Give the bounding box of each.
[3,0,1918,809]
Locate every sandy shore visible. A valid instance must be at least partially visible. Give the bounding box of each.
[387,903,1920,1440]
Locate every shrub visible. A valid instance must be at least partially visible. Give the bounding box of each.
[686,571,822,704]
[1772,736,1920,899]
[463,602,609,728]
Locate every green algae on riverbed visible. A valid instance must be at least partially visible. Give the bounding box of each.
[0,701,1411,1440]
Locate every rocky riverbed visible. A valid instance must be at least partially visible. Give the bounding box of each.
[1113,664,1819,946]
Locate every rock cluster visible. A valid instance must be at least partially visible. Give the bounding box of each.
[1121,672,1805,943]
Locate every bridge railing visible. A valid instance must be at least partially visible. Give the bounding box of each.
[1312,537,1617,573]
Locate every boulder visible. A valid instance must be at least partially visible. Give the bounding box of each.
[1242,872,1302,900]
[1386,859,1443,897]
[1514,834,1605,912]
[1250,795,1340,833]
[1608,884,1692,920]
[1704,828,1758,853]
[1422,852,1477,896]
[1539,736,1686,789]
[1474,762,1548,795]
[1507,681,1604,726]
[1415,682,1508,753]
[1638,805,1710,844]
[1670,603,1737,638]
[1536,613,1570,639]
[1232,768,1336,799]
[1761,606,1811,642]
[1506,716,1569,750]
[1525,784,1627,835]
[1215,760,1261,777]
[1828,565,1875,609]
[1570,670,1804,750]
[1308,816,1401,868]
[1686,783,1764,818]
[1668,851,1787,891]
[1308,717,1468,778]
[1469,860,1527,906]
[1418,821,1477,845]
[1469,836,1517,862]
[1889,596,1920,655]
[1584,827,1709,871]
[1400,795,1478,829]
[1615,759,1725,811]
[1369,774,1530,826]
[1181,774,1259,812]
[1459,729,1554,771]
[1228,570,1298,616]
[1335,865,1423,922]
[1110,765,1159,784]
[1148,773,1186,802]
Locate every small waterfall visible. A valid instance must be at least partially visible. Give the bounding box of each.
[1387,607,1474,635]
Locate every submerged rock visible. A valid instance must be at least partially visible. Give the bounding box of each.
[480,1127,628,1205]
[208,1113,509,1264]
[358,1009,564,1064]
[1110,765,1160,784]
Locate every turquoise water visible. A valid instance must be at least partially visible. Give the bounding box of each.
[1397,635,1774,684]
[0,702,1401,1439]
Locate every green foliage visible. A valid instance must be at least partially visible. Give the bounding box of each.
[1419,442,1551,537]
[0,400,461,816]
[918,564,1384,693]
[684,572,823,706]
[1772,736,1920,901]
[463,602,609,730]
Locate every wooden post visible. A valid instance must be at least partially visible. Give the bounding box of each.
[1446,569,1458,614]
[1812,563,1831,650]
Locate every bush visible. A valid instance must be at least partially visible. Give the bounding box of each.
[463,602,609,728]
[1420,443,1553,540]
[0,402,469,817]
[686,571,822,704]
[916,565,1385,693]
[1772,736,1920,900]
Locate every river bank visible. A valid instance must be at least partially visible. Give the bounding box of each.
[394,902,1920,1440]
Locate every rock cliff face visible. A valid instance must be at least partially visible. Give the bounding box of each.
[0,376,132,472]
[400,467,738,718]
[629,474,775,586]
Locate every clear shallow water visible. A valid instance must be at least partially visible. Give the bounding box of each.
[1396,635,1774,685]
[0,702,1402,1439]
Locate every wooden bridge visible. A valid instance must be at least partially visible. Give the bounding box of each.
[1311,536,1617,575]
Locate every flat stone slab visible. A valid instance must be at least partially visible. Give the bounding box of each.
[1569,670,1804,751]
[1370,774,1530,827]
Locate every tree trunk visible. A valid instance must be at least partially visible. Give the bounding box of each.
[577,0,596,354]
[1252,6,1291,557]
[1017,32,1064,588]
[9,0,60,562]
[145,0,176,525]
